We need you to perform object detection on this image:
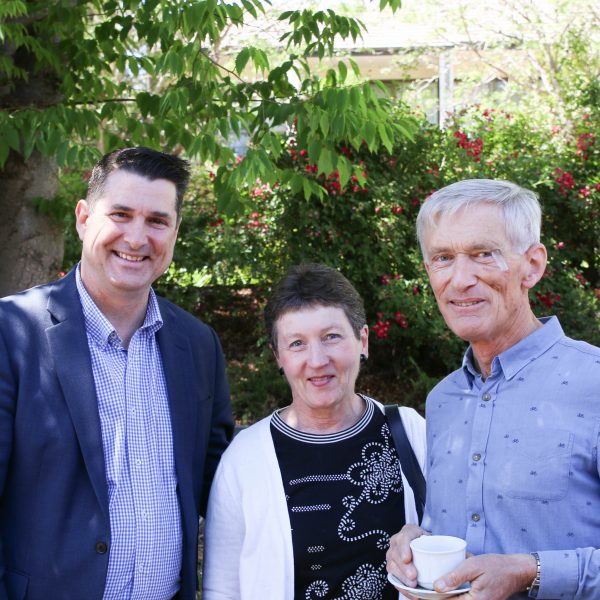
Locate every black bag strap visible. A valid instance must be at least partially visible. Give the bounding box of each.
[385,404,426,524]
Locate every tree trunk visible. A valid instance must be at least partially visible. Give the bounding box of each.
[0,150,63,296]
[1,12,65,297]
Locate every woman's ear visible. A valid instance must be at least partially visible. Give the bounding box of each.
[360,325,369,356]
[522,243,548,290]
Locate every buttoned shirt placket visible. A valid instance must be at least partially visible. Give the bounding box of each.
[464,362,502,555]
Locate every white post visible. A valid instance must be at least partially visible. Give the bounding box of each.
[438,48,454,129]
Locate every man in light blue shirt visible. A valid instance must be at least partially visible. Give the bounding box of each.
[386,179,600,599]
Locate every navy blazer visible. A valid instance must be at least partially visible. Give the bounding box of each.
[0,269,233,600]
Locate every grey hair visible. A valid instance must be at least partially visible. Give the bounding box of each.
[416,179,542,257]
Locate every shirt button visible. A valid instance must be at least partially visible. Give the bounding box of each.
[482,393,491,401]
[95,541,108,554]
[471,513,481,522]
[473,453,482,461]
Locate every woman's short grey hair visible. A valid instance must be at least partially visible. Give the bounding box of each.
[416,179,542,257]
[264,263,366,352]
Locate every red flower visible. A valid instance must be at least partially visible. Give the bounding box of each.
[553,168,575,195]
[576,133,595,160]
[373,318,391,339]
[579,186,591,198]
[535,291,561,309]
[394,311,408,328]
[453,131,483,161]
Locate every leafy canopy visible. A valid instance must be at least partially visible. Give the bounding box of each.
[0,0,411,213]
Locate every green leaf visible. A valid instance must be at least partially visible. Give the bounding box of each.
[308,138,322,163]
[354,166,367,186]
[303,176,312,200]
[290,173,303,194]
[372,79,389,97]
[23,133,36,161]
[319,112,329,137]
[239,47,255,73]
[338,60,348,83]
[363,121,377,151]
[241,0,257,18]
[4,126,20,152]
[350,85,366,115]
[317,148,334,176]
[378,122,393,154]
[0,143,9,169]
[348,58,361,76]
[337,155,351,188]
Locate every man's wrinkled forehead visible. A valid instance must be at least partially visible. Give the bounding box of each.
[423,203,511,252]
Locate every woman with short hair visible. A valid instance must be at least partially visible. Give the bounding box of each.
[203,263,426,600]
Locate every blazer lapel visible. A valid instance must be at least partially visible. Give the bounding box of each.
[156,302,198,493]
[45,271,109,522]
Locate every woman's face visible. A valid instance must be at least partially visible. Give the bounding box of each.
[275,305,368,415]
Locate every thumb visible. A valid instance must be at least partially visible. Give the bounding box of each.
[434,565,470,593]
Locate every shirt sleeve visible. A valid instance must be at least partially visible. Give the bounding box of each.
[537,423,600,599]
[0,313,14,599]
[537,547,600,599]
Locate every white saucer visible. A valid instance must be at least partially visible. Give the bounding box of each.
[388,573,470,599]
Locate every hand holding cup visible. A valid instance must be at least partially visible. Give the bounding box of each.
[409,535,467,590]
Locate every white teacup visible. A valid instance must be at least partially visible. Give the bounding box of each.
[409,535,467,590]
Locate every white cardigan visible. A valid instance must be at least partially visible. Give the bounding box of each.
[202,401,426,600]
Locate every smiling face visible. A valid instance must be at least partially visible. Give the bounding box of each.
[275,305,368,418]
[423,203,546,356]
[75,169,179,307]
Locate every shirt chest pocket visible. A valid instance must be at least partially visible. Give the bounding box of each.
[497,428,574,501]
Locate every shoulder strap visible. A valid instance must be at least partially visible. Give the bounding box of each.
[385,404,426,524]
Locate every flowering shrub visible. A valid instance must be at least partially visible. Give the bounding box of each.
[61,99,599,420]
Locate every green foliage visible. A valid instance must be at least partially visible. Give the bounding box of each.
[227,348,292,423]
[144,97,599,421]
[1,0,412,216]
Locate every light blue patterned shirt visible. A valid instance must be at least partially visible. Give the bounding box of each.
[422,316,600,599]
[76,266,182,599]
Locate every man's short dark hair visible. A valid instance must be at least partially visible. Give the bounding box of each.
[264,263,366,351]
[86,147,191,218]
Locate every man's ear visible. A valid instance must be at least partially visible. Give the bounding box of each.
[75,200,90,242]
[522,243,548,290]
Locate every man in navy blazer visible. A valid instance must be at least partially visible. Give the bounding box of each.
[0,147,233,599]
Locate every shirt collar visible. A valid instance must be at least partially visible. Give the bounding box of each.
[461,316,565,386]
[75,263,163,347]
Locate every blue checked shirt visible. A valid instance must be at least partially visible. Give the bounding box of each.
[422,316,600,599]
[76,266,182,599]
